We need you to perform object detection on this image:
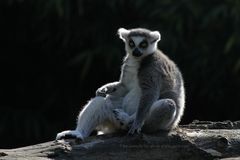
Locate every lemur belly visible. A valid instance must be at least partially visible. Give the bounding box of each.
[121,58,141,115]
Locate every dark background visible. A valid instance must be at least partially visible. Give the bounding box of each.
[1,0,240,148]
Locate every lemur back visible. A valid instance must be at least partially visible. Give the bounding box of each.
[138,49,185,128]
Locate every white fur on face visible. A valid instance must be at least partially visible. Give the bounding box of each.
[132,37,144,46]
[125,36,158,57]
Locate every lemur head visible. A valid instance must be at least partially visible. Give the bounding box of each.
[118,28,161,58]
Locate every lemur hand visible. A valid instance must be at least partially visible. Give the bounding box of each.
[128,120,143,135]
[96,85,117,97]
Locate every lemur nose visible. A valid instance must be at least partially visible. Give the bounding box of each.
[132,48,142,57]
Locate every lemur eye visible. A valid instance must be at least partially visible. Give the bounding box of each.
[139,40,148,49]
[128,39,135,48]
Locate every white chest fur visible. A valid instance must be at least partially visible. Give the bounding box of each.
[120,55,142,114]
[121,55,139,89]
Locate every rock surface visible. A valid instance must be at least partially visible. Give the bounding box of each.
[0,121,240,160]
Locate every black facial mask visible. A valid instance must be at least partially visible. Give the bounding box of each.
[132,48,142,57]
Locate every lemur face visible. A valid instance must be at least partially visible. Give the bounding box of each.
[118,28,161,58]
[127,36,149,57]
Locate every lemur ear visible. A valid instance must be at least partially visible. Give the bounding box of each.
[118,28,130,41]
[150,31,161,43]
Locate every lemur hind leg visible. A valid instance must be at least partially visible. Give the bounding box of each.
[142,99,176,133]
[56,96,122,140]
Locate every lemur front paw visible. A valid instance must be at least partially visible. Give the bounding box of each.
[128,120,143,135]
[112,109,130,129]
[96,86,116,97]
[56,130,83,140]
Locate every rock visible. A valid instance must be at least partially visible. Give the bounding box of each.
[0,121,240,160]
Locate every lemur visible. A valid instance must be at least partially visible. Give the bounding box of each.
[56,28,185,140]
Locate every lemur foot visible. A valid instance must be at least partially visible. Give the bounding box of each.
[56,130,83,140]
[128,120,143,135]
[112,109,131,129]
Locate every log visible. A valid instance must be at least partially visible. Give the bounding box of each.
[0,121,240,160]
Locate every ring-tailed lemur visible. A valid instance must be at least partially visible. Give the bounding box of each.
[56,28,185,140]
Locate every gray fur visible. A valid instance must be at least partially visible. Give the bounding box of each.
[56,28,185,140]
[138,50,184,128]
[128,28,152,38]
